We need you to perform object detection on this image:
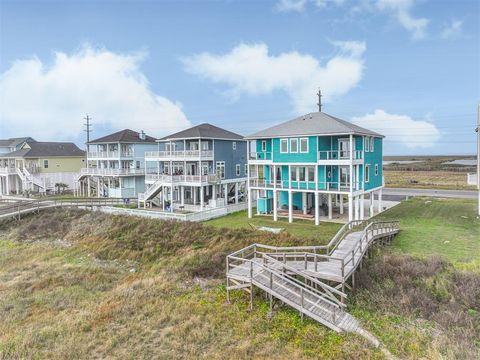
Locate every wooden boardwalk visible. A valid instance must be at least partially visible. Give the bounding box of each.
[226,219,400,333]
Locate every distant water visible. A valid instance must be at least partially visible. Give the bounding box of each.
[383,160,422,165]
[444,159,477,166]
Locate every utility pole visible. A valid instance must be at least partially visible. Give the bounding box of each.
[476,103,479,216]
[317,89,322,112]
[84,115,92,169]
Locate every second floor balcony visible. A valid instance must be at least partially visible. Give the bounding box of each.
[88,150,135,159]
[80,167,145,176]
[0,166,17,175]
[145,150,213,160]
[145,173,219,184]
[248,150,364,163]
[249,178,361,192]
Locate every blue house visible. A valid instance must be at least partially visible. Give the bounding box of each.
[78,129,157,198]
[246,112,385,224]
[140,123,247,211]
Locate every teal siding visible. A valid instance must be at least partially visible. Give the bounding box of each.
[364,137,383,190]
[255,139,272,160]
[279,191,303,209]
[272,136,317,163]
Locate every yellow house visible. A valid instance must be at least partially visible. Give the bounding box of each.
[0,141,85,194]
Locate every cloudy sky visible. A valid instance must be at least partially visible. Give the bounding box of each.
[0,0,478,155]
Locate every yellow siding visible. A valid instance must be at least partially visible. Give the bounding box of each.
[33,157,85,173]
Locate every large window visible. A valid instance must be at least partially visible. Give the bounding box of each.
[290,138,298,153]
[290,166,297,181]
[280,139,288,153]
[216,161,225,179]
[308,167,315,182]
[364,137,370,152]
[299,167,306,181]
[370,137,374,152]
[365,165,370,183]
[300,138,309,153]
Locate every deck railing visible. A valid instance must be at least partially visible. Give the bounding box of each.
[318,150,363,161]
[144,150,213,159]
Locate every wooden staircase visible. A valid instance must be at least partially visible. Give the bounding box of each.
[226,219,400,333]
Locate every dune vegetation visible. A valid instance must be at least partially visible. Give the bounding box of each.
[0,197,478,359]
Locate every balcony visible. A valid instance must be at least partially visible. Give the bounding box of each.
[249,152,272,162]
[318,150,363,161]
[249,178,357,192]
[145,173,219,184]
[80,168,145,176]
[145,150,213,160]
[0,167,16,175]
[88,151,135,159]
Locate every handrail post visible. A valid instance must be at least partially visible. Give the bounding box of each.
[300,288,304,321]
[249,261,253,310]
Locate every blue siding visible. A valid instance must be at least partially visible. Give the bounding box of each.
[213,140,247,180]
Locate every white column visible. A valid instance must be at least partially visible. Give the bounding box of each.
[235,182,239,204]
[181,186,185,206]
[193,186,197,205]
[360,194,365,220]
[370,192,374,217]
[348,194,353,222]
[328,193,332,219]
[87,177,91,197]
[212,185,217,200]
[315,192,320,226]
[354,196,359,220]
[288,191,293,223]
[340,195,344,214]
[200,186,204,210]
[247,189,252,218]
[273,190,278,221]
[378,188,383,213]
[302,192,307,215]
[224,183,228,202]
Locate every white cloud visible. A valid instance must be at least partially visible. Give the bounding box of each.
[352,109,440,149]
[376,0,429,40]
[441,19,463,39]
[182,41,366,114]
[275,0,344,12]
[0,45,190,140]
[275,0,307,12]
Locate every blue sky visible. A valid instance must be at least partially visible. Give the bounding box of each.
[0,0,478,155]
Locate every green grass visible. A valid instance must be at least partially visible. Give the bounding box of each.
[376,197,480,270]
[206,209,342,241]
[0,199,478,359]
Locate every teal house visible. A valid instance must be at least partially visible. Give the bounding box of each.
[246,112,385,224]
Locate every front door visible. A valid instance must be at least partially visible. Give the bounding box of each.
[338,139,350,159]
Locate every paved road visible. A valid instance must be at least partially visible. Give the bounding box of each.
[383,187,477,199]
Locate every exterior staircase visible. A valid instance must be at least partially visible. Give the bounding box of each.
[226,219,400,334]
[138,180,163,207]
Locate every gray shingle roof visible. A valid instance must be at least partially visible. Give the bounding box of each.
[89,129,156,144]
[246,112,383,139]
[0,137,35,147]
[160,123,244,141]
[3,142,85,158]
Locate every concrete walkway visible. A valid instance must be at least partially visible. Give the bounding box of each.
[383,187,477,199]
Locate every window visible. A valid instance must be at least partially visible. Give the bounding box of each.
[290,138,298,153]
[43,160,49,169]
[327,171,331,178]
[236,164,240,176]
[280,139,288,153]
[261,140,267,152]
[364,137,370,152]
[136,161,141,169]
[308,167,315,182]
[370,137,374,152]
[290,166,297,181]
[232,142,236,150]
[299,167,306,181]
[244,164,248,176]
[365,165,370,183]
[216,161,225,179]
[201,141,209,151]
[375,164,379,176]
[300,138,308,153]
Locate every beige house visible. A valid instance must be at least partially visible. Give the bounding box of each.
[0,141,85,195]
